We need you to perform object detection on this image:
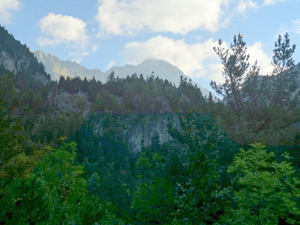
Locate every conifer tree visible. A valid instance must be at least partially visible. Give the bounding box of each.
[248,33,300,144]
[270,32,299,106]
[210,34,259,115]
[272,32,296,76]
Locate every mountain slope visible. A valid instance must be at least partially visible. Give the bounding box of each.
[34,50,106,82]
[35,50,213,97]
[0,26,50,85]
[106,58,186,85]
[106,58,212,97]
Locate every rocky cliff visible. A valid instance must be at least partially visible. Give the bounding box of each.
[0,26,50,85]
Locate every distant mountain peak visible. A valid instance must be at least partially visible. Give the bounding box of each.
[142,57,160,62]
[141,58,176,66]
[34,50,106,82]
[106,58,213,97]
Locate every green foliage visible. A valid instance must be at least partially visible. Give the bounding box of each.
[221,143,300,224]
[93,91,119,112]
[0,173,50,224]
[270,33,300,107]
[0,82,33,179]
[243,33,300,146]
[0,142,121,224]
[2,24,300,224]
[0,104,24,170]
[132,141,182,224]
[272,32,296,75]
[167,114,239,224]
[0,25,50,86]
[210,33,259,115]
[31,112,84,144]
[0,73,17,109]
[211,33,300,147]
[88,172,101,195]
[132,177,175,224]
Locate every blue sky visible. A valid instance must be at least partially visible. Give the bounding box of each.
[1,0,300,92]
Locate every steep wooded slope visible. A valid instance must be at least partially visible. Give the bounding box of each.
[0,26,50,86]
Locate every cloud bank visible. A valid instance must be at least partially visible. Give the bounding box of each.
[38,13,89,48]
[122,35,273,83]
[247,42,273,75]
[96,0,257,36]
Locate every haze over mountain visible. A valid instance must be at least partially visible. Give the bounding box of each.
[34,50,213,97]
[34,50,106,82]
[105,58,214,96]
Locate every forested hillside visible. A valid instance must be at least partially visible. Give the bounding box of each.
[0,26,50,86]
[1,26,300,224]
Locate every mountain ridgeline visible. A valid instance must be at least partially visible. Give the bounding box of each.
[1,26,300,224]
[34,50,213,98]
[34,50,106,82]
[0,26,50,86]
[0,25,213,152]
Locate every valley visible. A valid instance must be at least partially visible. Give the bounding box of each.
[1,25,300,224]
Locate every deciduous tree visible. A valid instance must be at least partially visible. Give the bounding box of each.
[221,143,300,224]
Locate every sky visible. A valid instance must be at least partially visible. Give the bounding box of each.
[1,0,300,92]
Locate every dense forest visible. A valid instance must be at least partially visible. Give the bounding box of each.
[1,26,300,224]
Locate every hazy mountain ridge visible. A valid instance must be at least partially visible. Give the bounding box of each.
[105,59,213,97]
[106,58,186,86]
[35,50,213,97]
[34,50,106,82]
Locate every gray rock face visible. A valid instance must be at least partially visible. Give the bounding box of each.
[0,50,49,85]
[126,114,180,153]
[46,90,92,118]
[0,51,19,73]
[93,113,181,153]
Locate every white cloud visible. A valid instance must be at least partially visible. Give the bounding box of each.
[123,35,223,81]
[38,13,90,61]
[96,0,236,36]
[95,0,258,36]
[38,13,89,49]
[236,0,257,14]
[92,44,100,53]
[292,19,300,34]
[107,60,115,69]
[247,42,273,75]
[122,35,273,84]
[0,0,20,24]
[263,0,288,5]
